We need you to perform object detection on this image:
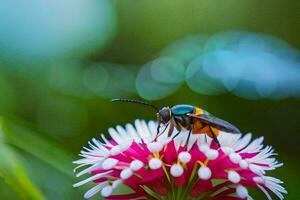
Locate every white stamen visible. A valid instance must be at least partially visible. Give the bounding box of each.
[120,168,133,180]
[198,166,212,180]
[120,140,133,151]
[253,176,265,184]
[84,182,106,199]
[108,128,123,144]
[236,185,248,198]
[199,144,210,153]
[229,153,242,164]
[109,141,132,155]
[178,151,191,163]
[170,164,184,177]
[221,146,234,155]
[102,158,118,170]
[76,163,101,177]
[101,185,113,197]
[205,149,219,160]
[228,170,240,183]
[149,158,163,169]
[249,164,263,175]
[239,160,249,169]
[130,160,144,171]
[110,145,121,155]
[147,142,163,153]
[112,179,122,189]
[257,184,272,200]
[73,171,112,187]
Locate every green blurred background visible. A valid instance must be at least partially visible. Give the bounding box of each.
[0,0,299,199]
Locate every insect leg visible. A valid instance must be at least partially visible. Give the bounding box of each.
[173,119,185,140]
[155,123,169,141]
[185,129,192,147]
[210,127,221,147]
[171,131,181,140]
[156,122,161,137]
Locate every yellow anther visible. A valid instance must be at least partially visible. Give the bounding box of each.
[204,159,209,165]
[175,159,188,169]
[197,160,204,166]
[197,159,209,167]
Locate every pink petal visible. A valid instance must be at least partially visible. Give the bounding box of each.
[190,180,213,196]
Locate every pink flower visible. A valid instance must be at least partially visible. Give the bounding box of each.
[74,120,287,200]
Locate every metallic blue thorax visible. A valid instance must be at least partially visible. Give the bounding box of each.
[171,104,195,116]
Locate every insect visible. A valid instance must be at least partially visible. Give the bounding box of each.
[111,99,240,147]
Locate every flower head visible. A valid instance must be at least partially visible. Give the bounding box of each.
[74,120,287,200]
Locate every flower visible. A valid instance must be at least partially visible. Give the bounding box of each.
[74,120,287,200]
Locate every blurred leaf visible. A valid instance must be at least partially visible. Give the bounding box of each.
[18,151,84,200]
[0,117,74,177]
[0,142,44,200]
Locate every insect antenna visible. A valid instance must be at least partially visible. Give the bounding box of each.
[111,99,159,112]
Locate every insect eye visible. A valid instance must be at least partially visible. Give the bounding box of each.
[156,113,161,120]
[159,108,171,123]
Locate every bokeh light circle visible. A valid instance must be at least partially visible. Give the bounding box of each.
[0,0,117,64]
[85,63,136,98]
[186,55,228,95]
[186,31,300,99]
[136,57,185,100]
[159,35,207,65]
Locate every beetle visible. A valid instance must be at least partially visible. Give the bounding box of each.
[111,99,241,147]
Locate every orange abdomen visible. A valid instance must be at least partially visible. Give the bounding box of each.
[192,107,220,138]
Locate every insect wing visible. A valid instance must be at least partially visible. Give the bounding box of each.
[187,113,240,133]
